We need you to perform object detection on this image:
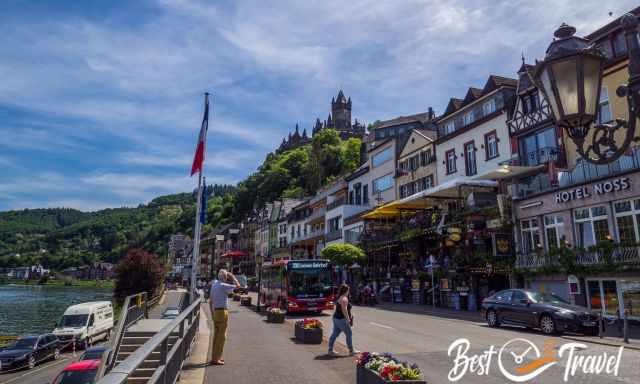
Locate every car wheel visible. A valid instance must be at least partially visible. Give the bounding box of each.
[27,355,35,369]
[53,348,60,360]
[539,314,557,335]
[486,309,500,327]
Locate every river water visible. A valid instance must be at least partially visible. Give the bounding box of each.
[0,285,113,336]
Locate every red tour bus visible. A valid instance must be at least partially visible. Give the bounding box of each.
[260,259,335,313]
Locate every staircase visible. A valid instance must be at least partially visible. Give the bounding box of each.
[113,320,178,384]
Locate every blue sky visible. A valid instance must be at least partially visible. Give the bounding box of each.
[0,0,636,212]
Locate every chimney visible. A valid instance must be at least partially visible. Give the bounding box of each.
[428,107,435,120]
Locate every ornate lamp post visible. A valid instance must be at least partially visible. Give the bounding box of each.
[534,14,640,164]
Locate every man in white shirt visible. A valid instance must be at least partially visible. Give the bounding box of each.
[209,269,240,365]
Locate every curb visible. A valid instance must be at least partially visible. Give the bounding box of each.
[561,335,640,351]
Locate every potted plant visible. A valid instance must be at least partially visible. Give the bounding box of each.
[294,319,323,344]
[240,295,252,306]
[267,308,285,323]
[356,352,425,384]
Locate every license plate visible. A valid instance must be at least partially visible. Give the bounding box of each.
[583,321,596,327]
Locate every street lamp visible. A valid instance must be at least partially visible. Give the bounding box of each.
[534,15,640,164]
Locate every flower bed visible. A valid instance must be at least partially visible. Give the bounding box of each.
[356,352,425,383]
[240,296,252,306]
[294,319,323,344]
[267,308,285,323]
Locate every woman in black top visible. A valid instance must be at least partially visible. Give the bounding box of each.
[328,284,359,356]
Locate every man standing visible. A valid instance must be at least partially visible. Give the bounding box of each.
[209,269,240,365]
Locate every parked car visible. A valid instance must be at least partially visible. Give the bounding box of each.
[53,301,114,349]
[234,275,249,294]
[481,289,600,335]
[161,307,180,320]
[0,334,60,371]
[78,345,112,363]
[52,359,100,384]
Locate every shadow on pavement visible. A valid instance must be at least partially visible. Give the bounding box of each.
[368,302,483,323]
[314,354,350,360]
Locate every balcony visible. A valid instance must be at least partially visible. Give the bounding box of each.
[515,246,640,269]
[327,197,346,211]
[522,146,565,166]
[344,229,362,244]
[325,230,343,242]
[514,146,640,199]
[307,207,326,223]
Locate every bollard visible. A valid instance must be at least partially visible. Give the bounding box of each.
[624,311,629,344]
[599,315,604,339]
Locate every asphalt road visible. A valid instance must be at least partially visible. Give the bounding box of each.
[243,293,640,383]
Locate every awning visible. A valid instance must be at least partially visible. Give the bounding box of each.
[222,251,249,258]
[421,178,497,199]
[473,164,545,181]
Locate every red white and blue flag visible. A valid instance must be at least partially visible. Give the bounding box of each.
[190,93,210,176]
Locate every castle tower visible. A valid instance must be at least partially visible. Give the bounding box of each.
[331,90,351,131]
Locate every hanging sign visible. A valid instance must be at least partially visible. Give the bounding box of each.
[568,275,580,295]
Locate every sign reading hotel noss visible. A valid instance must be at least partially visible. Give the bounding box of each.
[555,177,630,204]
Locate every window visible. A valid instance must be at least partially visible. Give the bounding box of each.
[373,174,393,193]
[372,147,393,168]
[328,216,341,233]
[574,206,610,248]
[521,127,558,166]
[445,121,455,135]
[464,111,475,125]
[425,175,434,189]
[445,149,456,174]
[363,185,369,204]
[612,32,627,57]
[597,87,612,124]
[420,149,433,166]
[464,141,477,176]
[596,40,613,60]
[544,214,564,250]
[349,190,354,204]
[482,99,496,116]
[614,199,640,244]
[400,184,407,198]
[484,131,499,160]
[521,218,541,254]
[409,154,419,170]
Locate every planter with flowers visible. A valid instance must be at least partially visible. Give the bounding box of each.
[240,296,252,306]
[267,308,285,323]
[356,352,425,384]
[294,319,323,344]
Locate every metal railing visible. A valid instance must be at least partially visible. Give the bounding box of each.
[325,230,343,242]
[97,294,202,384]
[307,207,326,222]
[514,146,640,199]
[344,230,362,244]
[515,246,640,269]
[327,197,346,211]
[522,146,564,166]
[105,292,149,374]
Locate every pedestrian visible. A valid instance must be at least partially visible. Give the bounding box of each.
[328,283,359,356]
[209,269,241,366]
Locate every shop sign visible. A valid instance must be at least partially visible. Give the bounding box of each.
[457,286,470,296]
[567,275,580,295]
[411,279,421,289]
[493,233,512,257]
[554,177,630,204]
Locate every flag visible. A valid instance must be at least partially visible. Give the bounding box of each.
[200,182,210,224]
[190,93,210,176]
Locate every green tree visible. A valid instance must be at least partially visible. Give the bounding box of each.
[320,243,366,266]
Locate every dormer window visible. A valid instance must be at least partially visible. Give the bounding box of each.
[482,99,496,116]
[522,92,539,115]
[445,121,455,134]
[463,111,475,126]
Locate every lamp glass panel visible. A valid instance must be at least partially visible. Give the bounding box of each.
[552,58,579,116]
[540,68,561,121]
[582,56,602,117]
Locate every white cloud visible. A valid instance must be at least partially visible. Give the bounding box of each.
[120,148,259,170]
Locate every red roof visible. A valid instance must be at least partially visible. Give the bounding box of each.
[63,359,101,371]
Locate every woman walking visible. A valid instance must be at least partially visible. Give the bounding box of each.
[328,284,359,356]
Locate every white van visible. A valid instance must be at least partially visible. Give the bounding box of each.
[53,301,113,349]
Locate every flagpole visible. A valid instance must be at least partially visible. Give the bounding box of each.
[190,92,209,301]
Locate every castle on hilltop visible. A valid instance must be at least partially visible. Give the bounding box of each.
[278,90,366,153]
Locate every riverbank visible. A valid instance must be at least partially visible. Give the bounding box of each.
[0,277,114,289]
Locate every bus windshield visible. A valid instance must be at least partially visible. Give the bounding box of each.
[287,262,332,298]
